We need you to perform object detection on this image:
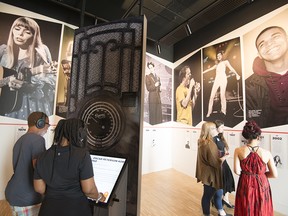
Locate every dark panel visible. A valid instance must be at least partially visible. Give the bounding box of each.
[67,16,146,216]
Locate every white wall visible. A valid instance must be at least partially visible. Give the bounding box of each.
[142,123,172,174]
[270,169,288,215]
[171,126,199,177]
[0,124,17,200]
[141,124,288,215]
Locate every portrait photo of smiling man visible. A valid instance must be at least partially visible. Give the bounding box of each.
[245,25,288,128]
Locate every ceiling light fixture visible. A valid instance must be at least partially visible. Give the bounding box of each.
[185,23,192,36]
[156,43,161,54]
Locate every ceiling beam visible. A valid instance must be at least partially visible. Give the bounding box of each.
[49,0,109,23]
[121,0,139,19]
[158,0,219,43]
[80,0,86,27]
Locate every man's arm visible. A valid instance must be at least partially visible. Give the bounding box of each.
[203,65,216,74]
[181,78,195,108]
[34,179,46,195]
[191,82,200,109]
[145,74,157,92]
[225,60,240,80]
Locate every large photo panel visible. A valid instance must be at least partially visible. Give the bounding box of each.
[0,12,62,120]
[243,8,288,129]
[174,50,202,127]
[55,25,75,118]
[202,37,243,128]
[144,54,172,125]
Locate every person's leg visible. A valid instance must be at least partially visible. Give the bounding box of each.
[214,189,231,216]
[202,184,216,215]
[213,189,223,210]
[10,206,17,216]
[206,84,219,117]
[10,204,41,216]
[29,204,41,216]
[219,80,227,114]
[10,206,29,216]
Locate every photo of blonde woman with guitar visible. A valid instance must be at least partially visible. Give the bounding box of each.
[0,16,57,120]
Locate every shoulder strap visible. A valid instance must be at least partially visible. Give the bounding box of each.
[247,145,259,153]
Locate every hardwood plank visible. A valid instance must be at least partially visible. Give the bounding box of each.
[140,169,284,216]
[0,200,12,216]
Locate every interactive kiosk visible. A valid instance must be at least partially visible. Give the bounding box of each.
[89,154,128,216]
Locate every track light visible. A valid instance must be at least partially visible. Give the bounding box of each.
[156,43,161,54]
[185,23,192,36]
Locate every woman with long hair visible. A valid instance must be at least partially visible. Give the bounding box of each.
[196,121,232,216]
[0,16,56,119]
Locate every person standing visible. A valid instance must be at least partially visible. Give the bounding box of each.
[5,111,49,216]
[203,51,240,117]
[175,65,200,125]
[245,26,288,128]
[0,16,56,120]
[234,120,278,216]
[60,59,71,106]
[196,121,232,216]
[214,120,235,208]
[145,62,163,125]
[34,118,105,216]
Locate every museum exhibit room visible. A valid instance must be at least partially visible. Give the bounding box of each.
[0,0,288,215]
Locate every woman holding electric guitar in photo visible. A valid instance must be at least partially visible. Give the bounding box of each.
[0,16,57,120]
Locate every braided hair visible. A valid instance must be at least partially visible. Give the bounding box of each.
[242,120,261,140]
[50,118,86,181]
[53,118,85,147]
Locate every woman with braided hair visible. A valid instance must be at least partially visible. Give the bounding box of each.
[34,118,105,216]
[234,120,278,216]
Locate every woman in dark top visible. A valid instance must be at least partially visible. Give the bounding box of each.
[34,118,105,216]
[213,120,235,208]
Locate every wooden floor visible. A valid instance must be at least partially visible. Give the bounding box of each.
[140,169,234,216]
[140,169,284,216]
[0,199,11,216]
[0,169,285,216]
